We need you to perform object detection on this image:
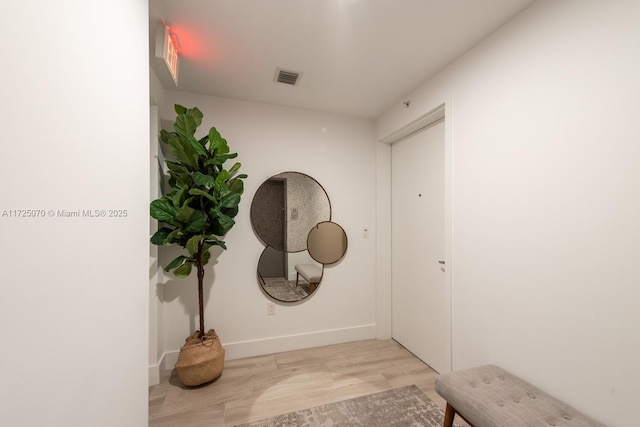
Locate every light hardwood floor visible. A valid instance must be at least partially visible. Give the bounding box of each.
[149,339,453,426]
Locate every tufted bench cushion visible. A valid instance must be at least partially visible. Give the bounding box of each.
[435,365,605,427]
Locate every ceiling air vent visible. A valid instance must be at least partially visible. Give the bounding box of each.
[275,68,301,86]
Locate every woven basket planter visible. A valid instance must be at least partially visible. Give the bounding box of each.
[175,329,225,387]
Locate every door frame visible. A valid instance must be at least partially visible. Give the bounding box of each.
[375,101,453,372]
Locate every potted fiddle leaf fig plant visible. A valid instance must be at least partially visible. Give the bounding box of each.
[150,104,247,386]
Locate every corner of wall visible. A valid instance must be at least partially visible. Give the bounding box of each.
[375,141,392,339]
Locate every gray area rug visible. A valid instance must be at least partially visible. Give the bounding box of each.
[261,278,309,302]
[236,384,454,427]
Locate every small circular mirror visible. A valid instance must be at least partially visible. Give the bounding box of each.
[307,221,348,264]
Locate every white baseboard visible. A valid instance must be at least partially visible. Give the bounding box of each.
[148,363,160,386]
[148,351,172,386]
[151,324,376,377]
[162,348,179,372]
[224,324,377,360]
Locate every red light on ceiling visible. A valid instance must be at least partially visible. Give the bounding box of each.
[162,25,213,65]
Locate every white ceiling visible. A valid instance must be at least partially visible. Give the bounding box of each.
[150,0,537,119]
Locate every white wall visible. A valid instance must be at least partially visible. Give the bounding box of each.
[149,69,167,386]
[377,1,640,425]
[0,1,149,426]
[156,91,377,364]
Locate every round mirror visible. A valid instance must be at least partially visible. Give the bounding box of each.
[307,221,348,264]
[257,246,323,302]
[252,171,347,302]
[251,172,330,252]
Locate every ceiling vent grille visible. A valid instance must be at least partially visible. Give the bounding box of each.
[275,69,301,86]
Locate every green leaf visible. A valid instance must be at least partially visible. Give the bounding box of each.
[193,171,216,188]
[201,249,211,266]
[187,106,203,128]
[175,204,195,223]
[165,255,187,271]
[150,227,173,245]
[219,211,235,230]
[164,131,180,146]
[215,170,230,188]
[174,104,187,115]
[186,235,202,256]
[221,206,239,219]
[205,237,227,251]
[212,153,238,165]
[165,133,198,169]
[228,162,241,175]
[210,211,235,235]
[228,178,244,195]
[208,127,224,152]
[150,199,177,222]
[176,174,193,189]
[189,136,207,156]
[166,161,188,174]
[172,188,187,209]
[165,228,184,244]
[189,188,217,203]
[163,129,198,170]
[185,211,206,233]
[220,192,241,208]
[173,261,193,278]
[159,129,175,144]
[175,114,198,138]
[201,241,213,253]
[210,136,231,158]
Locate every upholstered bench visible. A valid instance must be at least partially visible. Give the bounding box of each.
[435,365,605,427]
[294,264,322,292]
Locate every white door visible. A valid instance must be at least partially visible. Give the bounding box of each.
[391,119,450,374]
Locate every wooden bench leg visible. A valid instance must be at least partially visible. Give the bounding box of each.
[443,403,456,427]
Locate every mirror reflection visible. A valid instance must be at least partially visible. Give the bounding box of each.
[251,172,331,252]
[308,221,348,264]
[257,247,323,302]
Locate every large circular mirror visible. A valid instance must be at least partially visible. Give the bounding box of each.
[251,172,331,252]
[257,246,323,302]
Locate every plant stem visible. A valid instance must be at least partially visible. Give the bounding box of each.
[197,241,205,338]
